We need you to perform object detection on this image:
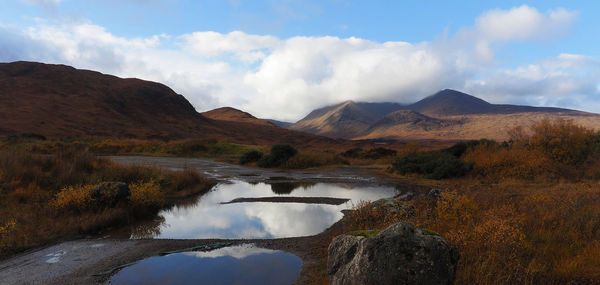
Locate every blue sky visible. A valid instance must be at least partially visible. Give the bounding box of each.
[1,0,599,120]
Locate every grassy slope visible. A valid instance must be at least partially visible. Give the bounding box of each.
[0,147,215,257]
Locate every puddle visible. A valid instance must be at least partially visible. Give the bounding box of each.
[125,181,397,239]
[45,250,67,263]
[109,244,301,285]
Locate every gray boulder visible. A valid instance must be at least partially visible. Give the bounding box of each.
[328,222,459,285]
[91,182,130,206]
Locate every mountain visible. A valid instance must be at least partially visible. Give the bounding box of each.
[292,89,600,141]
[0,61,215,139]
[0,61,357,149]
[264,119,293,128]
[202,107,275,127]
[407,89,575,116]
[369,110,457,131]
[406,89,495,115]
[289,100,404,138]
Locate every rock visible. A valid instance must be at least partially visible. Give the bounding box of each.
[371,198,415,218]
[91,182,130,206]
[328,222,459,285]
[428,188,445,200]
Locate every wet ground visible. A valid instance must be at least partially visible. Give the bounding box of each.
[0,156,426,284]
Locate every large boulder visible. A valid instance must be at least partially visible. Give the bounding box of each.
[328,222,459,285]
[91,182,130,206]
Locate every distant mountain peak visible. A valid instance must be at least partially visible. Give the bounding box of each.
[407,89,493,116]
[202,107,275,126]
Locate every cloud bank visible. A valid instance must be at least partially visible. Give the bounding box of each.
[0,5,597,121]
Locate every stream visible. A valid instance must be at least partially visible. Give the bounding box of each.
[106,157,399,284]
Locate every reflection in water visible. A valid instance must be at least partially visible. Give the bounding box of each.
[130,216,165,239]
[110,244,302,285]
[269,182,315,194]
[130,181,397,239]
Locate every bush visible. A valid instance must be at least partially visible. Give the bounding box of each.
[341,147,397,159]
[341,148,364,158]
[442,139,497,158]
[528,119,599,165]
[51,184,95,212]
[257,144,297,168]
[239,150,263,164]
[364,147,397,159]
[392,152,473,179]
[129,180,164,210]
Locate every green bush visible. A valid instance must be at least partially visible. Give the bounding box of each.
[442,139,498,158]
[341,147,397,159]
[392,152,473,179]
[364,147,397,159]
[239,150,264,164]
[257,144,298,168]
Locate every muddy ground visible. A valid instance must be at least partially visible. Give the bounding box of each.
[0,156,427,284]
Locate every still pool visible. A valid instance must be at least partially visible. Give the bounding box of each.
[125,180,397,239]
[109,244,302,285]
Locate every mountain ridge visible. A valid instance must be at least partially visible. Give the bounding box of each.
[0,61,357,148]
[286,89,599,141]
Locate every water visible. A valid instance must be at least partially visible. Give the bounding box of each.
[127,180,397,239]
[109,244,302,285]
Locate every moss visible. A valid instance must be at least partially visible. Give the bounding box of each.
[346,229,381,238]
[422,228,441,236]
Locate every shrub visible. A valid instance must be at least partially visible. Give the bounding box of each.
[257,144,298,168]
[392,152,473,179]
[442,139,497,158]
[364,147,397,159]
[51,184,95,212]
[341,147,397,159]
[283,153,322,169]
[463,144,554,180]
[129,180,164,210]
[239,150,263,164]
[528,119,598,165]
[341,148,364,158]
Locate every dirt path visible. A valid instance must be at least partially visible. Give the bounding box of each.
[0,156,426,284]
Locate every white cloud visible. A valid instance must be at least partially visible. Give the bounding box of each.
[475,5,577,42]
[466,54,600,108]
[179,31,280,62]
[0,5,596,120]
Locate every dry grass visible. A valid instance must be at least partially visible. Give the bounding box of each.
[0,146,214,257]
[337,119,600,284]
[463,119,600,181]
[340,180,600,284]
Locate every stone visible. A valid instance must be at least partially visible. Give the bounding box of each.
[328,222,459,285]
[91,182,130,206]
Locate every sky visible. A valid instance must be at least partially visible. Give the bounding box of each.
[1,0,599,121]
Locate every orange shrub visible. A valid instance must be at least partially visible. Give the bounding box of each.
[528,119,597,165]
[463,144,554,180]
[129,180,164,209]
[51,184,95,212]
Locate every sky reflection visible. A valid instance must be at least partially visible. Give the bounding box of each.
[131,181,397,239]
[110,244,302,285]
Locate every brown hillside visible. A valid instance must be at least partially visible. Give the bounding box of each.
[292,89,600,141]
[202,107,275,127]
[356,112,600,141]
[0,61,358,149]
[0,61,217,139]
[290,101,374,138]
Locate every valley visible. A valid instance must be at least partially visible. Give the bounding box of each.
[2,61,600,284]
[0,156,419,284]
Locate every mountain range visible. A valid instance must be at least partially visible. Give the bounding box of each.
[0,61,353,148]
[2,61,599,144]
[287,89,600,141]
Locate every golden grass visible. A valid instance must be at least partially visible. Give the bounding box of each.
[0,147,215,257]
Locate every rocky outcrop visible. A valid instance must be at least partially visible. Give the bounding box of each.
[91,182,130,206]
[327,222,459,285]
